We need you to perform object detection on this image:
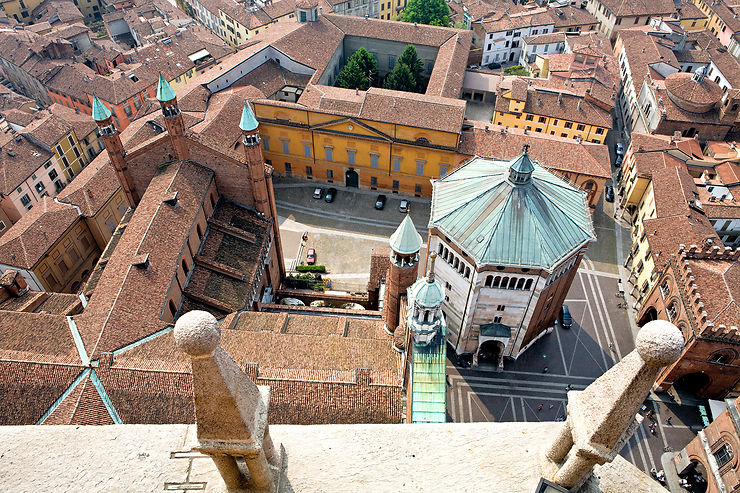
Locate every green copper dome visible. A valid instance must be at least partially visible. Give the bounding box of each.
[409,276,445,308]
[239,103,259,132]
[389,215,422,255]
[91,94,112,121]
[156,73,176,102]
[430,153,595,269]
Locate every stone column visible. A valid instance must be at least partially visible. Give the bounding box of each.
[174,310,282,492]
[541,320,684,489]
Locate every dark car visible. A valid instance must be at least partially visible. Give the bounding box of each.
[559,305,573,329]
[605,185,615,203]
[375,194,387,210]
[325,187,337,203]
[487,62,502,69]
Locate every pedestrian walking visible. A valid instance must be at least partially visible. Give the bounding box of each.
[538,404,543,411]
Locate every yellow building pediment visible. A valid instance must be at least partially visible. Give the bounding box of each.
[311,118,392,141]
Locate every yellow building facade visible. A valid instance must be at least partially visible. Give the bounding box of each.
[0,0,43,23]
[254,102,459,196]
[627,181,658,297]
[493,107,608,145]
[218,9,294,48]
[692,0,733,42]
[30,187,128,293]
[52,130,87,182]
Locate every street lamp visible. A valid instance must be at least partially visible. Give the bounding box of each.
[535,478,570,493]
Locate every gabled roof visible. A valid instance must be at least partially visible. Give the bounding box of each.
[389,215,423,255]
[430,155,595,269]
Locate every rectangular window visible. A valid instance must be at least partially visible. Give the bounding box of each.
[714,444,732,468]
[20,194,31,206]
[324,146,333,162]
[44,272,57,287]
[416,160,425,176]
[67,245,80,264]
[414,184,422,194]
[56,144,63,156]
[62,156,70,168]
[577,124,585,131]
[56,258,69,274]
[389,55,395,68]
[303,143,312,158]
[68,135,75,147]
[281,139,289,154]
[306,166,313,176]
[439,164,449,177]
[35,182,45,193]
[595,127,604,135]
[73,147,80,159]
[327,169,333,179]
[392,180,399,190]
[565,122,573,129]
[284,162,292,176]
[370,154,379,168]
[392,156,401,172]
[538,116,546,123]
[347,149,356,165]
[526,114,534,121]
[493,316,502,323]
[263,136,270,151]
[371,176,378,186]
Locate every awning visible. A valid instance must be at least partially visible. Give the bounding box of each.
[188,49,211,62]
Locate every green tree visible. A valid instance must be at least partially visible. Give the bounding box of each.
[398,45,425,91]
[336,48,378,90]
[400,0,450,26]
[384,63,416,92]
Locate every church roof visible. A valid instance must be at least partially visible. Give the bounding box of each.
[239,103,258,132]
[156,73,176,102]
[429,154,595,269]
[91,94,111,121]
[389,215,423,255]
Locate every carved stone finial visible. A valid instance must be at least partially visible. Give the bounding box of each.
[174,310,220,357]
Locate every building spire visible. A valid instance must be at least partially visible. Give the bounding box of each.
[427,252,437,283]
[240,102,259,132]
[92,94,112,121]
[156,72,176,102]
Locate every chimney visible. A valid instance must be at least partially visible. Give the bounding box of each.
[577,100,582,111]
[0,270,28,301]
[557,93,563,105]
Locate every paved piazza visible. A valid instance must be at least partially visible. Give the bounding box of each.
[274,176,707,475]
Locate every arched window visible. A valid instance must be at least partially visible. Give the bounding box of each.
[181,258,189,276]
[516,278,525,289]
[169,300,177,319]
[667,301,679,322]
[709,349,737,365]
[660,280,670,298]
[454,258,459,269]
[465,266,470,278]
[524,279,533,290]
[493,276,501,288]
[485,275,493,287]
[501,277,509,289]
[438,243,444,254]
[508,277,517,289]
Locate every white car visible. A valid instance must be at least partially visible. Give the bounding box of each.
[312,188,322,199]
[399,199,409,213]
[615,143,625,156]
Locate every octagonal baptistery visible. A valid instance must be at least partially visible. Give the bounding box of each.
[428,147,596,365]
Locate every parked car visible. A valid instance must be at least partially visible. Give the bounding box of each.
[605,185,615,203]
[615,155,623,167]
[615,142,625,156]
[487,62,502,69]
[559,305,573,329]
[399,199,409,213]
[375,194,387,210]
[306,248,316,265]
[469,64,480,70]
[313,188,323,199]
[325,187,337,203]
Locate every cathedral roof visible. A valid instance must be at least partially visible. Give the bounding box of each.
[409,277,445,308]
[429,153,595,269]
[389,215,423,255]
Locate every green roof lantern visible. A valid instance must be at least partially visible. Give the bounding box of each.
[156,72,176,102]
[91,94,112,121]
[430,152,595,270]
[508,144,535,184]
[389,215,423,255]
[239,103,259,132]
